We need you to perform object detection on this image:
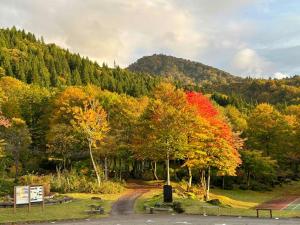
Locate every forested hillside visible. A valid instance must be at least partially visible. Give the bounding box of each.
[128,54,241,85]
[0,27,159,96]
[128,54,300,105]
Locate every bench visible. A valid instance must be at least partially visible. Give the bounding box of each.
[85,204,104,214]
[256,208,272,218]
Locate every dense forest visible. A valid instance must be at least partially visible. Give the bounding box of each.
[0,27,159,97]
[0,27,300,198]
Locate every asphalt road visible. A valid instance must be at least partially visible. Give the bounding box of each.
[35,214,300,225]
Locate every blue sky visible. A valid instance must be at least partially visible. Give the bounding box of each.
[0,0,299,78]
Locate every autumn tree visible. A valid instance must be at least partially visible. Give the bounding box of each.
[71,99,109,186]
[186,92,241,200]
[246,103,292,171]
[137,83,190,185]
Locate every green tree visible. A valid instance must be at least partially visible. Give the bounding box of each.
[241,150,277,187]
[47,124,78,169]
[0,118,31,181]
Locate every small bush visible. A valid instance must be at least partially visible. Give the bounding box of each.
[0,179,14,196]
[239,184,249,190]
[172,201,184,213]
[141,170,154,181]
[207,199,223,206]
[250,183,272,192]
[19,174,51,195]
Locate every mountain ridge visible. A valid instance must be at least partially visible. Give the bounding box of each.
[127,54,242,86]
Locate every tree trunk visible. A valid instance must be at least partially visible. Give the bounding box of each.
[104,156,108,181]
[141,160,145,173]
[205,167,211,201]
[247,170,251,188]
[88,140,101,186]
[187,167,192,191]
[152,161,159,180]
[15,153,19,182]
[119,158,122,181]
[222,176,225,189]
[200,170,206,197]
[166,151,170,185]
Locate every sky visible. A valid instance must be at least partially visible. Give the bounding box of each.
[0,0,299,78]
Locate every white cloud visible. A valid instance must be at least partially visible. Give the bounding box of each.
[273,72,289,79]
[0,0,299,77]
[232,48,273,78]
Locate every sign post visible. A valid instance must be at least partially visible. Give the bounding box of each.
[14,185,44,214]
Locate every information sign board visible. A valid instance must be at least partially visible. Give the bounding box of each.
[30,186,44,203]
[15,186,29,204]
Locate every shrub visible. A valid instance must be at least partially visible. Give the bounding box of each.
[0,179,14,196]
[50,169,124,194]
[207,199,223,206]
[172,201,184,213]
[19,174,51,195]
[141,170,154,181]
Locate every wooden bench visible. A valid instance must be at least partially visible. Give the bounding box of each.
[256,208,272,218]
[85,204,104,214]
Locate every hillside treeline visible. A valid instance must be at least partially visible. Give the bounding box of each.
[0,27,159,96]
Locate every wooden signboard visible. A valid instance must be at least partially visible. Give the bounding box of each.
[14,185,45,213]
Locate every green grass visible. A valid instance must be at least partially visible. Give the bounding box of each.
[0,192,124,224]
[135,181,300,218]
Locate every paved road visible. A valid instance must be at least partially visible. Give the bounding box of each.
[35,214,300,225]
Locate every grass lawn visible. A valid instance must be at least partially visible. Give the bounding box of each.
[135,181,300,218]
[0,192,124,224]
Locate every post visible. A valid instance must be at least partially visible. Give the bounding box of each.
[28,186,31,212]
[270,209,272,218]
[14,186,16,214]
[42,186,45,211]
[256,209,259,218]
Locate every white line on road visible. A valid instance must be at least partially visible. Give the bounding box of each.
[175,222,192,224]
[281,197,300,210]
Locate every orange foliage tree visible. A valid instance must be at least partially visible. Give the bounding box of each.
[186,92,242,199]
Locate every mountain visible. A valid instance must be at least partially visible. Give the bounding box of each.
[0,27,159,96]
[128,54,300,105]
[127,54,242,85]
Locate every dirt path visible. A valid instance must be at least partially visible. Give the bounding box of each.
[110,189,148,215]
[110,181,162,216]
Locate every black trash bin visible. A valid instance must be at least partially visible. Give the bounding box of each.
[163,185,173,203]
